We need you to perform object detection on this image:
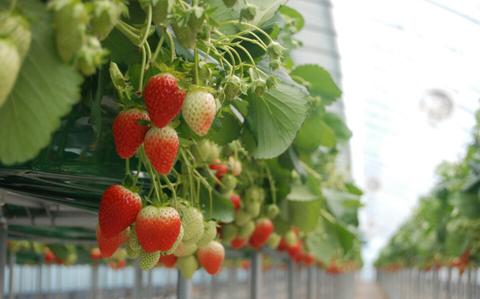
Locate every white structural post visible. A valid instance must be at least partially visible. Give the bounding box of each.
[176,271,192,299]
[0,213,6,299]
[7,253,14,299]
[250,252,262,299]
[287,260,294,299]
[307,267,315,299]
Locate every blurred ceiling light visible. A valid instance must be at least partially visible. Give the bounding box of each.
[419,89,454,124]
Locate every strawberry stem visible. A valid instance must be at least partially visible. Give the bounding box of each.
[194,47,200,85]
[139,5,152,47]
[137,45,147,95]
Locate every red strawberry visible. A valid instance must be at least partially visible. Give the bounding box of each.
[112,109,150,159]
[209,160,228,179]
[182,90,216,136]
[96,225,128,258]
[230,237,247,249]
[197,241,225,275]
[249,218,274,249]
[230,194,241,210]
[160,254,178,268]
[144,126,179,175]
[98,185,142,238]
[287,240,301,258]
[240,259,251,270]
[117,259,127,269]
[90,248,102,260]
[144,74,186,128]
[303,254,315,266]
[44,249,56,263]
[135,206,182,252]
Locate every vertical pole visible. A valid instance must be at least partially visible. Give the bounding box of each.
[177,271,192,299]
[7,253,14,299]
[287,260,294,299]
[91,265,98,299]
[134,266,143,299]
[37,259,43,299]
[307,267,314,299]
[250,252,262,299]
[467,268,472,299]
[0,213,6,299]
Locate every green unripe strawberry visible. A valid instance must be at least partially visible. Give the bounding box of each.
[222,0,237,7]
[75,36,108,76]
[139,250,160,270]
[127,229,141,258]
[245,186,264,203]
[267,233,281,249]
[172,5,205,49]
[267,204,280,219]
[223,75,243,99]
[285,230,297,246]
[246,201,261,217]
[152,0,173,26]
[234,210,251,226]
[221,223,238,243]
[174,241,198,257]
[179,205,204,243]
[49,0,89,62]
[194,140,220,163]
[177,255,198,279]
[0,39,20,108]
[127,245,139,258]
[238,221,255,239]
[240,3,256,21]
[221,175,237,193]
[90,0,126,40]
[0,12,31,59]
[267,41,284,59]
[197,221,217,248]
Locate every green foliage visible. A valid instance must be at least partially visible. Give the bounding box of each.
[291,64,341,104]
[244,68,310,159]
[0,0,82,165]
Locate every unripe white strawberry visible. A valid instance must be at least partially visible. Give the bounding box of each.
[182,90,216,136]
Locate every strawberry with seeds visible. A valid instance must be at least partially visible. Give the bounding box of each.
[96,225,129,258]
[112,109,150,159]
[144,74,186,128]
[144,126,179,175]
[98,185,142,238]
[249,218,274,249]
[197,241,225,275]
[182,90,216,136]
[135,206,182,252]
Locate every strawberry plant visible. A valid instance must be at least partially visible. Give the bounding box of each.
[0,0,363,278]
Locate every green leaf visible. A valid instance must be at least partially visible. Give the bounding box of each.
[324,112,352,143]
[245,68,310,159]
[0,0,83,165]
[294,111,337,151]
[279,6,304,32]
[291,65,341,104]
[286,184,322,232]
[199,187,235,222]
[206,109,242,145]
[208,0,287,34]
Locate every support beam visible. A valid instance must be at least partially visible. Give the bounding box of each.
[176,271,192,299]
[91,265,99,299]
[250,252,262,299]
[0,212,6,299]
[134,266,143,299]
[287,260,294,299]
[307,267,315,299]
[7,253,14,299]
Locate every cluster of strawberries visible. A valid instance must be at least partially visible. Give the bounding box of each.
[277,228,315,266]
[113,73,216,173]
[95,185,225,277]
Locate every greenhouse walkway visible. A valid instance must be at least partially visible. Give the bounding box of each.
[355,282,386,299]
